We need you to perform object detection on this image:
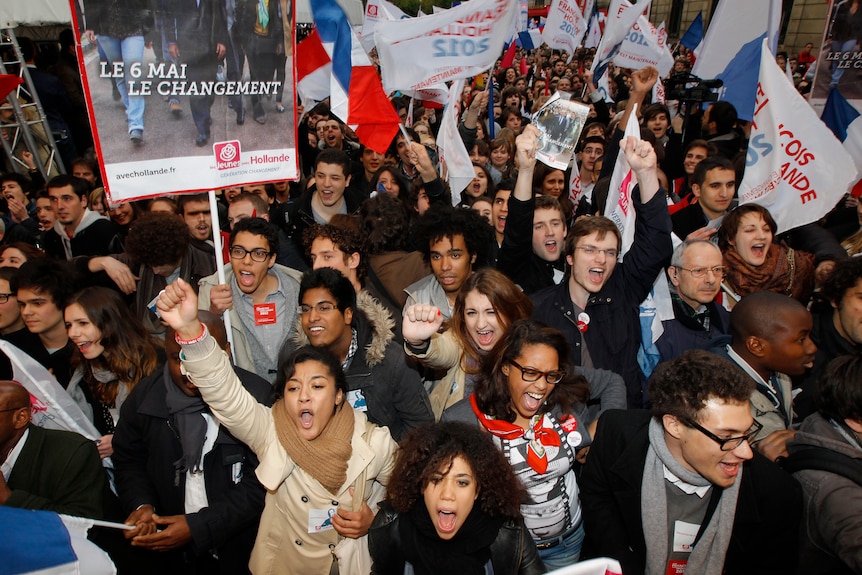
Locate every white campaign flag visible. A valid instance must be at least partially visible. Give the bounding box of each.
[613,15,674,77]
[590,0,651,79]
[595,67,614,103]
[542,0,588,62]
[739,39,856,233]
[375,0,516,93]
[360,0,410,52]
[0,340,99,439]
[405,85,450,107]
[437,79,476,204]
[585,12,601,49]
[604,106,641,255]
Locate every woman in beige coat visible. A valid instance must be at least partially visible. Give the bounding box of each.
[156,278,398,574]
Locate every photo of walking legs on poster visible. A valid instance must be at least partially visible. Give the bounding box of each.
[73,0,297,202]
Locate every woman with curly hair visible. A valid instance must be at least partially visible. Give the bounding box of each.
[404,269,532,418]
[369,422,546,575]
[445,319,592,569]
[65,286,161,457]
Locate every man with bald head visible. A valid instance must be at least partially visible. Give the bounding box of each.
[0,380,106,517]
[658,240,730,362]
[112,312,270,573]
[710,291,817,461]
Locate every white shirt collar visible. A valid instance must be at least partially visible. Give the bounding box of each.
[726,345,774,392]
[1,427,29,481]
[663,464,711,498]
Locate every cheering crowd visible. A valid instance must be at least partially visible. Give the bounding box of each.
[2,22,862,575]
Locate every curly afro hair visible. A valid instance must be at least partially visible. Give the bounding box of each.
[649,349,753,423]
[413,204,494,267]
[386,422,525,521]
[125,212,190,267]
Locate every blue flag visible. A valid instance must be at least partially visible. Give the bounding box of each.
[679,12,703,51]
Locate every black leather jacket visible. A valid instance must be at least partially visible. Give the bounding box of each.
[369,502,547,575]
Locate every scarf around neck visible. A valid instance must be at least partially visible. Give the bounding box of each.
[399,498,503,575]
[164,364,209,483]
[272,399,354,494]
[723,243,813,302]
[641,418,741,575]
[470,394,560,474]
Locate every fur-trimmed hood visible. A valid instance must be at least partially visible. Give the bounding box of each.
[292,289,395,367]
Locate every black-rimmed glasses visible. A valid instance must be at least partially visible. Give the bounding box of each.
[509,359,565,385]
[229,246,272,262]
[0,293,13,304]
[681,417,762,451]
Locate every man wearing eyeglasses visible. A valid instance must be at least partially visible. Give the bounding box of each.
[657,240,730,362]
[199,217,301,384]
[580,350,802,575]
[285,268,432,443]
[525,126,673,409]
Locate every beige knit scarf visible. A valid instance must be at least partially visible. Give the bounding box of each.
[272,399,354,494]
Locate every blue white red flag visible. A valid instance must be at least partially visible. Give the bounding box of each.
[309,0,401,154]
[821,87,862,190]
[295,29,331,107]
[0,508,117,575]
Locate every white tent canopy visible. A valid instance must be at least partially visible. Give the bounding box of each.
[0,0,73,27]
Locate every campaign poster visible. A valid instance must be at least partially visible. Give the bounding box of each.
[808,0,862,115]
[70,0,298,203]
[533,93,590,170]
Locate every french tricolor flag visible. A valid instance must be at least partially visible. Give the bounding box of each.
[822,87,862,196]
[299,0,401,154]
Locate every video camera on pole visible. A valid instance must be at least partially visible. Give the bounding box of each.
[662,73,723,142]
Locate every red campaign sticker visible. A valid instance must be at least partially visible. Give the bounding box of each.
[666,559,687,575]
[254,303,277,325]
[561,414,578,433]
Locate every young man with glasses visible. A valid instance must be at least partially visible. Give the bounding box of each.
[199,217,301,383]
[285,268,432,442]
[523,125,673,408]
[657,240,730,362]
[580,349,802,575]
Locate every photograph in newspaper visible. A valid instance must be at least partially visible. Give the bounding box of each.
[533,93,590,170]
